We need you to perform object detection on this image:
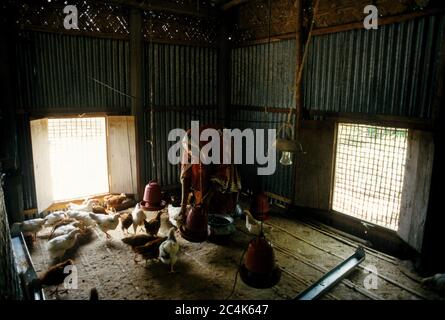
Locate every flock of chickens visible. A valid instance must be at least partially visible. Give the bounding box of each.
[12,194,180,296]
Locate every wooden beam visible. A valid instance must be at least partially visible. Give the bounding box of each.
[312,7,445,36]
[234,7,445,47]
[102,0,217,17]
[222,0,251,11]
[129,8,145,200]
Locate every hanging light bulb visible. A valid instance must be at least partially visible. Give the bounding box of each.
[279,151,293,166]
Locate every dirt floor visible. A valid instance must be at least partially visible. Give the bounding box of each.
[28,209,443,300]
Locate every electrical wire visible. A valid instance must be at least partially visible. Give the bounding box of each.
[225,245,248,300]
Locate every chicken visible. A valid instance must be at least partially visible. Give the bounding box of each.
[89,288,99,300]
[70,212,96,227]
[168,204,183,228]
[49,222,82,240]
[422,274,445,295]
[67,199,98,212]
[131,203,146,233]
[47,228,81,261]
[89,212,121,239]
[119,212,133,235]
[159,227,180,273]
[12,218,46,238]
[244,210,272,235]
[39,259,73,296]
[44,211,67,226]
[121,234,159,261]
[144,210,163,236]
[50,217,77,231]
[133,236,167,264]
[104,193,127,210]
[92,205,108,215]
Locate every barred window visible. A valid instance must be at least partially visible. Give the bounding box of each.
[332,123,408,230]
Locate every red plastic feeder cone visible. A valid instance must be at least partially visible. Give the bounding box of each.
[250,192,270,221]
[240,233,281,289]
[180,204,209,243]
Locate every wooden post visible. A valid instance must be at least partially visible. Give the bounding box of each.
[292,0,304,205]
[294,0,304,138]
[129,8,145,200]
[217,16,231,127]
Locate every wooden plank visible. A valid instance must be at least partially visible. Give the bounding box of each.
[129,8,145,200]
[29,119,53,213]
[106,116,138,195]
[398,131,434,252]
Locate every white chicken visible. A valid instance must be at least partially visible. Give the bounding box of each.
[49,222,81,240]
[70,211,96,227]
[244,210,272,235]
[422,273,445,296]
[44,211,66,226]
[89,212,121,239]
[131,203,146,233]
[168,204,186,228]
[67,199,98,212]
[12,218,46,237]
[159,227,180,273]
[47,228,81,260]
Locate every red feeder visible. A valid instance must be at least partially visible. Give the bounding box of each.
[180,204,209,243]
[240,233,281,289]
[250,192,270,221]
[139,180,166,211]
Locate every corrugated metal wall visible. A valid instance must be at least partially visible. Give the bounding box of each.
[15,31,131,112]
[230,110,296,200]
[303,15,445,118]
[143,43,218,187]
[231,40,297,108]
[230,15,445,200]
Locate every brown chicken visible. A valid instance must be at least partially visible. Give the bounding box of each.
[104,193,127,210]
[122,234,158,261]
[144,211,163,236]
[89,287,99,300]
[39,259,73,295]
[133,236,167,264]
[92,205,108,214]
[119,212,133,235]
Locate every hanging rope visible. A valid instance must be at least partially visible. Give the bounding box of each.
[286,0,320,127]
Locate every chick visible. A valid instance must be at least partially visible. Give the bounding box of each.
[89,212,121,239]
[159,227,180,273]
[131,203,146,234]
[47,228,81,261]
[119,212,133,235]
[122,234,158,261]
[133,236,167,264]
[39,259,74,296]
[12,218,46,238]
[92,205,108,215]
[44,211,67,226]
[144,210,163,236]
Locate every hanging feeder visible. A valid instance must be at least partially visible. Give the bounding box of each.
[180,204,210,243]
[240,233,281,289]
